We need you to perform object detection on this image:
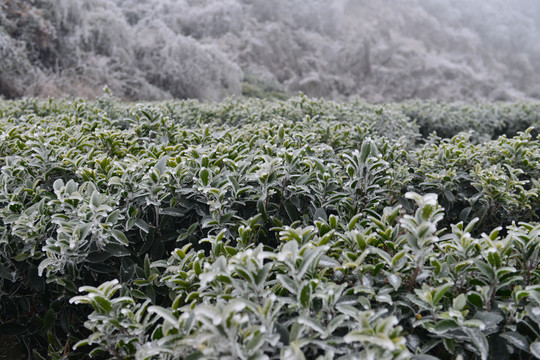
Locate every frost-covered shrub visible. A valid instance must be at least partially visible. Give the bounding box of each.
[1,97,540,359]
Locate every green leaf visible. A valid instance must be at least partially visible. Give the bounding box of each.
[473,311,502,331]
[284,201,299,221]
[255,263,272,288]
[111,229,129,245]
[93,295,112,313]
[344,331,395,349]
[44,309,55,330]
[433,283,453,306]
[464,328,489,360]
[297,246,327,278]
[487,250,502,268]
[359,141,372,162]
[432,319,459,334]
[319,255,339,268]
[148,306,179,329]
[452,294,466,311]
[161,207,185,217]
[257,196,267,218]
[277,274,298,294]
[185,352,204,360]
[87,251,112,263]
[13,253,29,262]
[154,156,169,174]
[467,292,483,307]
[443,189,455,203]
[234,266,253,283]
[135,219,150,233]
[464,217,479,233]
[200,168,210,186]
[298,282,312,308]
[193,261,202,275]
[278,124,285,141]
[443,338,455,354]
[106,209,121,224]
[297,316,325,335]
[488,227,501,241]
[387,273,401,291]
[246,331,265,352]
[392,250,407,269]
[53,179,64,192]
[187,222,199,234]
[500,333,529,351]
[281,341,306,360]
[90,191,102,208]
[474,260,495,282]
[531,339,540,358]
[103,243,131,257]
[348,214,363,231]
[108,176,123,186]
[313,208,327,222]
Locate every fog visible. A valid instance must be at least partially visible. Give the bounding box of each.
[1,0,539,101]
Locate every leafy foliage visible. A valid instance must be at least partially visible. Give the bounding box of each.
[1,96,540,359]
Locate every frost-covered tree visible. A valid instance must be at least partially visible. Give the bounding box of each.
[0,0,539,100]
[134,18,242,100]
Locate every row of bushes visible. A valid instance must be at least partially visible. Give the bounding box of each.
[2,95,539,140]
[0,97,539,358]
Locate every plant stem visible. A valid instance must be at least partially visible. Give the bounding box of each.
[155,205,160,236]
[409,265,420,292]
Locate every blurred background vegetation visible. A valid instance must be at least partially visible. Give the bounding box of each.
[1,0,539,102]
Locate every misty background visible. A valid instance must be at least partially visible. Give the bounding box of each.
[1,0,539,102]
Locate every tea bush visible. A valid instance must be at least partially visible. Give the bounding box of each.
[1,96,540,359]
[399,101,540,141]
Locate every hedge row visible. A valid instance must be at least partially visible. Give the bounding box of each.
[1,96,539,359]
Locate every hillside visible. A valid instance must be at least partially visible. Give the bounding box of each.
[1,0,539,101]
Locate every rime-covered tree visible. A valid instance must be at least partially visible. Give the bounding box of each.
[0,0,539,100]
